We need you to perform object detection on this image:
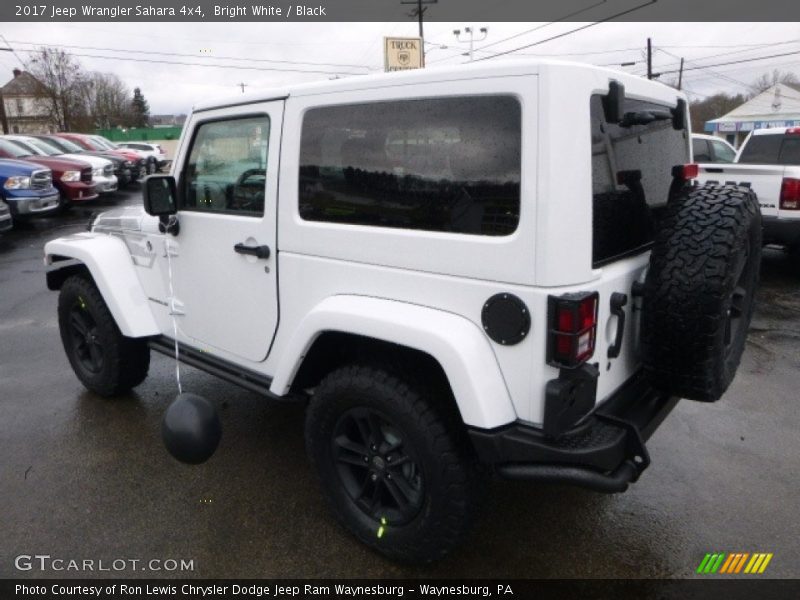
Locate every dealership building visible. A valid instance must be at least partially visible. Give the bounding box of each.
[705,83,800,148]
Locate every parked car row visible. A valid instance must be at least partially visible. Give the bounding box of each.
[0,133,167,230]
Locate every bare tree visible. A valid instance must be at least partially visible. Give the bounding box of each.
[689,92,747,133]
[748,69,800,96]
[86,72,132,129]
[26,47,89,131]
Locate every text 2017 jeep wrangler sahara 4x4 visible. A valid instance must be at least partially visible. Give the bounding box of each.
[44,61,761,564]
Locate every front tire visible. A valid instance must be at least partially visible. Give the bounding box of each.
[305,364,483,564]
[58,276,150,397]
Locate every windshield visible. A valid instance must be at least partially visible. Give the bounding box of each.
[9,139,45,156]
[24,138,62,156]
[47,137,84,153]
[91,136,114,149]
[0,138,31,158]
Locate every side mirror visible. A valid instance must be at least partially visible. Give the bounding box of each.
[603,80,625,124]
[143,175,178,217]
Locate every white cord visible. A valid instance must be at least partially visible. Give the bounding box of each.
[164,231,182,395]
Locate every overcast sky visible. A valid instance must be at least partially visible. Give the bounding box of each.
[0,21,798,114]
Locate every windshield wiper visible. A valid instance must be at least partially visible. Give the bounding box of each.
[619,110,673,128]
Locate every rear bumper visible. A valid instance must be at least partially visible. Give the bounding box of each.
[762,216,800,247]
[468,370,678,493]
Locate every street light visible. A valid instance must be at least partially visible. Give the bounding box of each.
[453,26,488,62]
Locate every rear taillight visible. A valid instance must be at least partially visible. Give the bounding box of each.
[547,292,599,368]
[672,163,699,180]
[786,127,800,135]
[780,178,800,210]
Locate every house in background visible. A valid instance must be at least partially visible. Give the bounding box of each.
[705,83,800,149]
[0,69,54,133]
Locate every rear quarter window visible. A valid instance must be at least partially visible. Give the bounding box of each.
[298,96,522,236]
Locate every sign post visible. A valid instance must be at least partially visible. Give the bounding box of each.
[384,37,424,72]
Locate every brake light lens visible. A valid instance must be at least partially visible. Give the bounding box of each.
[780,178,800,210]
[548,292,599,368]
[672,163,698,180]
[786,127,800,135]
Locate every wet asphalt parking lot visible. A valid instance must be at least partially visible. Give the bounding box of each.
[1,187,799,579]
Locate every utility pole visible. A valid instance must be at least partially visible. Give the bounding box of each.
[0,92,8,134]
[236,82,248,94]
[646,37,652,80]
[453,27,489,62]
[401,0,437,61]
[677,57,685,90]
[0,46,13,132]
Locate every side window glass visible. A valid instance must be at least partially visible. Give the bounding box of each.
[299,96,521,236]
[182,116,270,216]
[711,141,736,163]
[692,139,711,162]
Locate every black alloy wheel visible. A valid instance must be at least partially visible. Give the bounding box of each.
[68,299,105,374]
[332,407,424,525]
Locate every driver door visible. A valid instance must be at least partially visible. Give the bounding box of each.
[169,102,282,362]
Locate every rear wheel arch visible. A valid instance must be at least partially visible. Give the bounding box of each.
[292,332,462,424]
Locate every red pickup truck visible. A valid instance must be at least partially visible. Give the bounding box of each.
[0,138,97,208]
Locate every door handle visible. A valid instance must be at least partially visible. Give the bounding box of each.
[607,292,628,359]
[234,243,270,259]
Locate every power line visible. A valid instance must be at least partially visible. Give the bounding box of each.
[5,39,372,71]
[474,0,610,51]
[473,0,658,62]
[11,48,363,76]
[0,34,26,67]
[657,48,752,89]
[656,49,800,76]
[649,38,800,73]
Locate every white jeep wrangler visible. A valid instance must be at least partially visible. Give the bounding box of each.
[44,61,761,564]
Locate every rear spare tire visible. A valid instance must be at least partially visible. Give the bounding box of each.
[642,184,761,401]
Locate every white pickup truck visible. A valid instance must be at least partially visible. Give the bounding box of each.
[697,127,800,253]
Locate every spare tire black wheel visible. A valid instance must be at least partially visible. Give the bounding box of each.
[642,184,761,402]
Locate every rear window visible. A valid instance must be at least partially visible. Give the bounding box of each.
[299,96,522,236]
[590,94,689,266]
[738,133,800,165]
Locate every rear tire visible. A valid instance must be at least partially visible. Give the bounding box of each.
[58,275,150,397]
[642,184,761,401]
[146,157,157,174]
[305,363,483,564]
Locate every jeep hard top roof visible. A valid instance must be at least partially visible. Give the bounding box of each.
[191,59,687,113]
